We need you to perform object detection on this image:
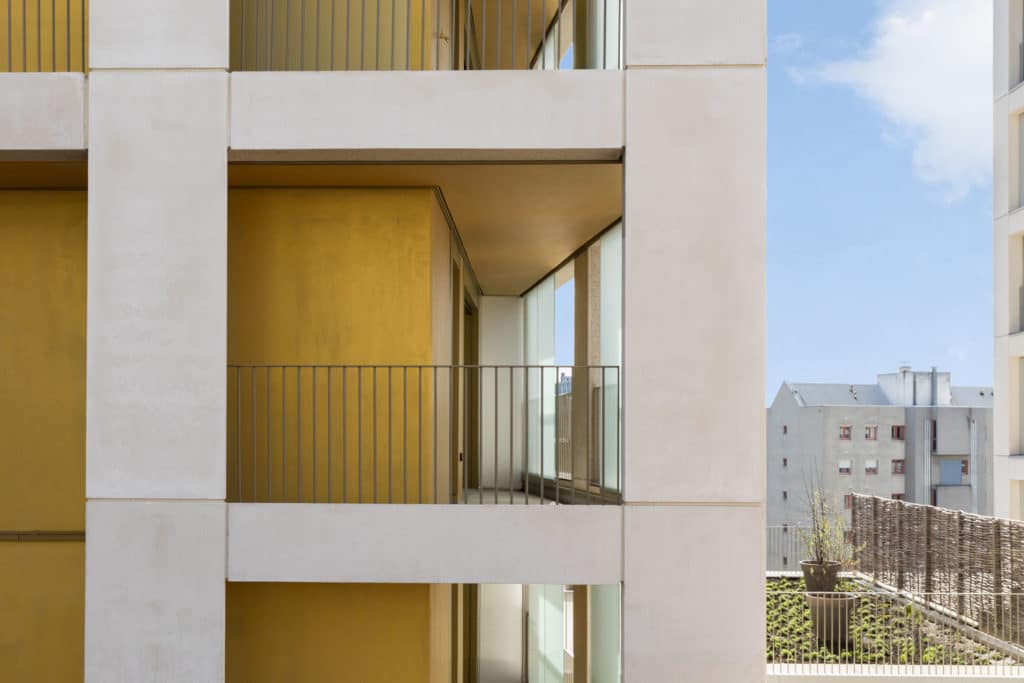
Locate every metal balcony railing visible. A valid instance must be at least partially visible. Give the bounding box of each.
[230,0,621,71]
[227,364,621,504]
[767,584,1024,676]
[2,0,88,71]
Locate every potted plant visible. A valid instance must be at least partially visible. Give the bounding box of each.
[799,487,859,649]
[799,489,855,592]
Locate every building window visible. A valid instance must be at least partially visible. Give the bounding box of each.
[892,459,905,474]
[931,419,937,452]
[783,457,788,468]
[782,490,788,501]
[839,425,852,440]
[961,459,969,475]
[865,425,878,440]
[865,459,878,475]
[782,556,788,567]
[892,493,904,501]
[892,425,905,440]
[838,459,852,475]
[782,424,788,435]
[843,494,853,509]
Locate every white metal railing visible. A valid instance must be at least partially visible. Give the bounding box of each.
[230,0,622,70]
[227,364,621,504]
[767,581,1024,677]
[767,524,809,572]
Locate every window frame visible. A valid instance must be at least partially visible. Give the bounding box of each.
[839,425,852,440]
[892,459,905,474]
[865,425,878,441]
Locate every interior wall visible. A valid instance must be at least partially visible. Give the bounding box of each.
[479,296,525,490]
[227,583,433,683]
[478,584,524,682]
[228,187,446,503]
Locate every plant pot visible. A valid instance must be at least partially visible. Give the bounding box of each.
[800,560,841,592]
[806,592,858,648]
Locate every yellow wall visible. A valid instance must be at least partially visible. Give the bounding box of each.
[228,583,434,683]
[0,190,86,683]
[0,542,84,681]
[0,191,86,530]
[0,0,89,71]
[228,188,447,503]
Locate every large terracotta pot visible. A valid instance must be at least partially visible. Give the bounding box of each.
[800,560,841,592]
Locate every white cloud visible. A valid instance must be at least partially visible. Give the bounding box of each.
[801,0,992,202]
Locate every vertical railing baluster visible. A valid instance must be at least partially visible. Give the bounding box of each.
[255,0,261,69]
[389,0,395,69]
[252,366,257,502]
[300,0,306,69]
[523,364,528,504]
[540,366,545,502]
[434,366,439,504]
[241,0,248,69]
[269,0,275,69]
[526,0,531,71]
[493,366,498,503]
[36,0,40,71]
[330,0,336,68]
[65,0,69,71]
[417,366,422,502]
[358,367,364,503]
[78,0,82,70]
[388,366,393,503]
[360,0,365,69]
[556,366,560,505]
[431,0,437,69]
[312,367,317,502]
[511,0,515,69]
[478,365,483,504]
[315,0,321,69]
[602,0,607,69]
[496,0,500,68]
[374,0,379,68]
[328,367,332,503]
[508,367,513,503]
[285,0,291,69]
[600,367,606,492]
[345,0,351,69]
[23,0,27,72]
[50,0,54,71]
[616,366,620,493]
[373,366,377,503]
[267,367,272,501]
[298,367,303,501]
[282,368,286,499]
[481,0,485,69]
[235,368,241,501]
[403,366,408,503]
[342,367,348,503]
[463,366,468,504]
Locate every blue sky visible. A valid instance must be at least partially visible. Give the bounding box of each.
[766,0,992,403]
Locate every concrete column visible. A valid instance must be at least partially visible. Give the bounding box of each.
[85,3,229,681]
[622,1,766,680]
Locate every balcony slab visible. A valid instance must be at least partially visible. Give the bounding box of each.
[0,74,86,152]
[227,503,622,584]
[229,70,624,160]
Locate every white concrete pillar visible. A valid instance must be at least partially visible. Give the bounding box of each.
[622,1,766,680]
[85,3,229,681]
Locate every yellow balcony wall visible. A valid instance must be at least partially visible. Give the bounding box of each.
[0,190,86,531]
[0,0,89,71]
[228,187,453,503]
[228,582,449,683]
[0,542,84,682]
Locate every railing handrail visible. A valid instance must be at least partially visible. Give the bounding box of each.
[228,363,621,369]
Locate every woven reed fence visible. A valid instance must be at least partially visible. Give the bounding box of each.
[851,494,1024,643]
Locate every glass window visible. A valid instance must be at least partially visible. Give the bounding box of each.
[865,425,877,440]
[838,459,852,475]
[865,459,878,475]
[839,425,852,440]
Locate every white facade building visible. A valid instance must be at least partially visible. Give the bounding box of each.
[768,367,993,533]
[0,0,767,681]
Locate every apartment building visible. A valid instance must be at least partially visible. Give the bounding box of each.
[0,1,765,681]
[768,367,993,531]
[995,1,1024,521]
